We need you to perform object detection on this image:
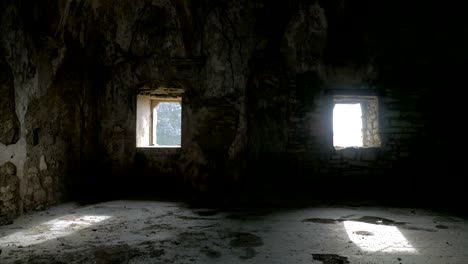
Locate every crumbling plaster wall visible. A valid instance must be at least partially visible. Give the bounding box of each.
[0,2,58,222]
[0,0,459,219]
[0,0,103,222]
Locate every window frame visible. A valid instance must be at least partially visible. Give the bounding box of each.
[136,94,182,148]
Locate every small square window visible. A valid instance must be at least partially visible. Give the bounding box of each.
[136,96,181,148]
[333,103,363,147]
[333,95,380,149]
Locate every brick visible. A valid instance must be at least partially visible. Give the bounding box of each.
[361,149,378,161]
[340,148,358,160]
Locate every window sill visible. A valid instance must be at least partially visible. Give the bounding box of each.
[137,145,181,148]
[334,146,381,150]
[136,147,181,157]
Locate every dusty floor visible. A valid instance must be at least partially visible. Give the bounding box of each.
[1,200,467,263]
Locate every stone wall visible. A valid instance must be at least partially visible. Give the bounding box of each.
[0,56,20,146]
[0,162,20,224]
[125,0,456,203]
[361,99,380,147]
[0,0,464,221]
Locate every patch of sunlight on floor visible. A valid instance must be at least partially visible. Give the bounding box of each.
[333,103,363,148]
[0,215,111,247]
[343,221,418,253]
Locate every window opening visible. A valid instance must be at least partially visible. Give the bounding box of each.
[333,95,380,149]
[137,96,181,148]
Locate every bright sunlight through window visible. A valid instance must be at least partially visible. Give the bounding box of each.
[0,215,111,247]
[333,104,363,148]
[343,221,417,253]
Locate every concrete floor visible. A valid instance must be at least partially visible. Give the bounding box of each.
[1,200,467,264]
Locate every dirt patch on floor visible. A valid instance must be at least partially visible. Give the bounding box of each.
[312,253,350,264]
[177,215,218,221]
[229,232,263,248]
[200,247,221,258]
[194,210,219,216]
[176,231,207,246]
[228,232,263,260]
[302,218,339,224]
[141,223,175,231]
[94,244,138,264]
[354,231,374,236]
[402,226,437,232]
[239,247,257,259]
